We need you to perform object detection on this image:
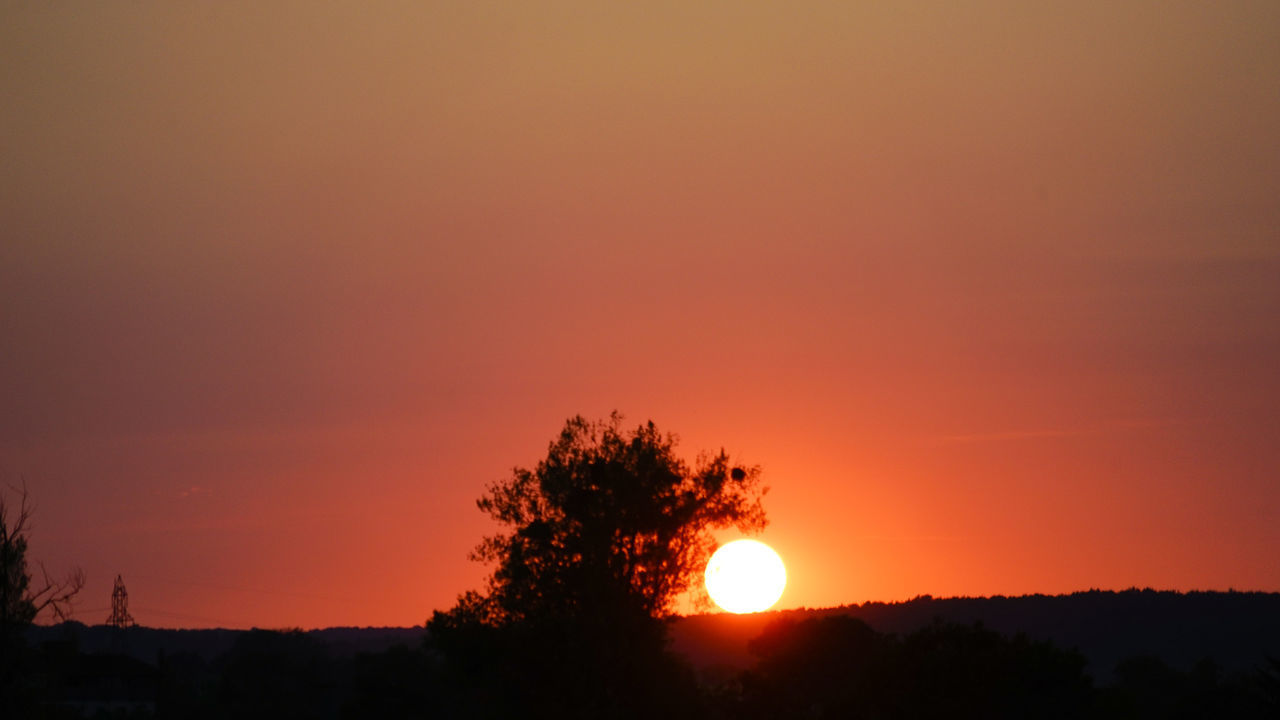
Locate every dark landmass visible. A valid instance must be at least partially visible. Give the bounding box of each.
[14,589,1280,718]
[27,588,1280,679]
[25,622,427,665]
[671,588,1280,681]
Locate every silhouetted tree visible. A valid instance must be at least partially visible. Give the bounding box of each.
[429,413,767,718]
[342,644,435,720]
[736,617,1093,720]
[1095,654,1267,720]
[1256,654,1280,716]
[1,484,84,716]
[464,413,766,623]
[217,629,337,720]
[738,615,892,719]
[2,484,84,633]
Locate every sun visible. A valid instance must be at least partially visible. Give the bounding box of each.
[704,539,787,613]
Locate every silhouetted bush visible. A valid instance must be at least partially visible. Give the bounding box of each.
[341,644,435,720]
[215,629,337,720]
[1094,654,1269,719]
[428,609,702,719]
[734,616,1092,720]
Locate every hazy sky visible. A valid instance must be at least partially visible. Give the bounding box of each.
[3,1,1278,629]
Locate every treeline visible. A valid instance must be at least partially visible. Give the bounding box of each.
[848,589,1280,680]
[9,614,1280,719]
[722,615,1279,720]
[31,589,1280,682]
[23,623,425,666]
[674,588,1280,681]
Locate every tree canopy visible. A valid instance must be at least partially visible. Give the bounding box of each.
[426,413,768,717]
[453,413,768,626]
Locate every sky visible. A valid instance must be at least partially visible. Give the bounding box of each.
[2,1,1278,629]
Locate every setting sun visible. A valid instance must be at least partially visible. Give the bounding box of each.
[704,539,787,614]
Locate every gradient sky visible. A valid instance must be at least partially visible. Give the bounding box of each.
[3,1,1278,629]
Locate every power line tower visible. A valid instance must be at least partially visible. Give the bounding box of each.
[106,574,135,629]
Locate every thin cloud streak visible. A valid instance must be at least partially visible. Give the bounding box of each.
[937,418,1189,445]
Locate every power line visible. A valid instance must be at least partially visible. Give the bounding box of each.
[129,572,365,605]
[130,606,240,627]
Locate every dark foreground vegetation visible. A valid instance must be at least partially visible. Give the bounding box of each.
[673,588,1280,682]
[8,598,1280,719]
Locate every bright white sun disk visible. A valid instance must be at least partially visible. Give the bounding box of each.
[704,539,787,613]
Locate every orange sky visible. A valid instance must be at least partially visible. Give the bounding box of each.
[2,1,1278,629]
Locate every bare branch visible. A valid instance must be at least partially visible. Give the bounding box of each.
[29,562,86,622]
[1,481,84,627]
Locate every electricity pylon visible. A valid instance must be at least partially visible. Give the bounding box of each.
[106,574,135,629]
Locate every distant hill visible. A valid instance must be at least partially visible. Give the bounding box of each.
[669,589,1280,681]
[28,589,1280,683]
[25,622,426,665]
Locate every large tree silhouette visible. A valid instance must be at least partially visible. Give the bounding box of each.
[452,412,766,625]
[429,413,767,718]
